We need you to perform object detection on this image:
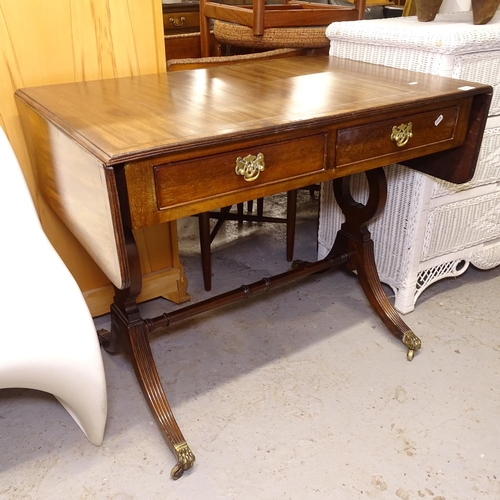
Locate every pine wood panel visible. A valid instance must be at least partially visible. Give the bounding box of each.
[0,0,188,316]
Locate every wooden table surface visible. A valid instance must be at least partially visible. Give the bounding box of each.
[16,55,490,165]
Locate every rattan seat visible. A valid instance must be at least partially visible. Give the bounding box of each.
[213,21,330,49]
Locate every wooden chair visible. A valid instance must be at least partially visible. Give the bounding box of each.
[199,0,366,56]
[197,193,298,291]
[167,49,309,291]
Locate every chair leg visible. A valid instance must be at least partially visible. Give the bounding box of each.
[199,192,297,290]
[198,212,212,291]
[257,198,264,218]
[286,190,297,262]
[237,203,244,224]
[199,0,211,56]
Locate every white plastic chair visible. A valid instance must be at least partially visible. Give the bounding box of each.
[0,127,107,446]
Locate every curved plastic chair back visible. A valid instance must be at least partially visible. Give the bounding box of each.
[0,127,107,446]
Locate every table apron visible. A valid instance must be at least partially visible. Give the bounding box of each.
[125,98,471,228]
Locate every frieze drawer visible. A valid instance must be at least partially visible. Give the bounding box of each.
[155,134,327,209]
[336,103,469,170]
[125,133,327,228]
[163,6,200,34]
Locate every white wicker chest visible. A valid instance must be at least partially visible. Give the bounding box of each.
[318,11,500,313]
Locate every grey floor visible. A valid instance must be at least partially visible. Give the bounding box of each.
[1,191,499,499]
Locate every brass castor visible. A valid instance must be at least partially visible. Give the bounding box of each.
[170,463,185,480]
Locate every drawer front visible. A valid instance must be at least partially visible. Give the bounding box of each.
[336,106,461,169]
[154,134,326,213]
[163,11,199,33]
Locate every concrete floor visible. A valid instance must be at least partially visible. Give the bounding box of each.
[1,191,500,499]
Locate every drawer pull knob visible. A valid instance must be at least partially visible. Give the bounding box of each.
[169,16,186,27]
[235,153,265,182]
[391,122,413,147]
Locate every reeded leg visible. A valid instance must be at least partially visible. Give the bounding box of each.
[108,227,195,478]
[111,304,195,478]
[330,169,421,360]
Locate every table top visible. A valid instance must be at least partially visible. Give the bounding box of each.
[15,55,491,166]
[15,54,492,291]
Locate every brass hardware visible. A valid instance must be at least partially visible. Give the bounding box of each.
[403,330,421,361]
[170,441,195,480]
[235,153,265,182]
[391,122,413,147]
[96,328,110,345]
[169,16,186,27]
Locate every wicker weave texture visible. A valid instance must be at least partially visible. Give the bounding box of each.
[166,48,305,70]
[327,11,500,54]
[431,125,500,197]
[423,189,500,260]
[470,240,500,269]
[214,21,330,49]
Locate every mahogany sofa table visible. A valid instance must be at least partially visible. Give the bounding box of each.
[15,56,491,479]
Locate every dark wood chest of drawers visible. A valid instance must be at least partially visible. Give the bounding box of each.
[163,1,200,34]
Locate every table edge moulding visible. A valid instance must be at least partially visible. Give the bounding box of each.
[14,56,492,480]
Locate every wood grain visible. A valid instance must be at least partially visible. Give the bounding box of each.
[0,0,186,315]
[15,56,489,164]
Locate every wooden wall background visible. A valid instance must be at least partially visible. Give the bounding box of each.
[0,0,188,316]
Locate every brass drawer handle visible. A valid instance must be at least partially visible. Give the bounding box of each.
[169,16,186,27]
[235,153,265,182]
[391,122,413,147]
